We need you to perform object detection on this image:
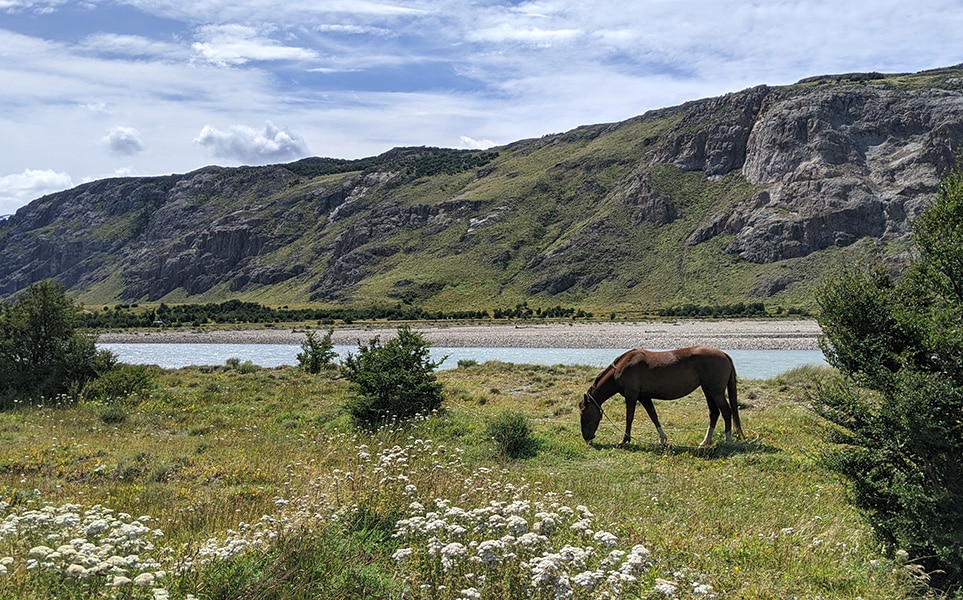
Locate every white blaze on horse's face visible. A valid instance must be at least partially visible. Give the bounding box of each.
[579,394,601,442]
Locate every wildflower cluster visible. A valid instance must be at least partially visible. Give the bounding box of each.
[177,497,294,570]
[2,427,720,599]
[328,433,466,521]
[0,499,170,598]
[392,491,653,599]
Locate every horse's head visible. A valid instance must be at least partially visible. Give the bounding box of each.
[578,392,601,442]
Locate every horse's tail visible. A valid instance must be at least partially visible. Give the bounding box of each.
[727,354,743,438]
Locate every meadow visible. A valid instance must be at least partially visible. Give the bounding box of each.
[0,361,935,599]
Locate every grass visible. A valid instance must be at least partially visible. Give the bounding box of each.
[0,362,937,599]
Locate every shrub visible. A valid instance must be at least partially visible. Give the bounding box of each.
[813,158,963,591]
[226,357,259,374]
[341,325,445,428]
[297,329,338,374]
[485,410,536,459]
[100,403,128,424]
[83,364,158,405]
[0,280,116,408]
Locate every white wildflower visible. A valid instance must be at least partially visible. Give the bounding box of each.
[602,549,625,568]
[516,532,548,551]
[445,506,468,520]
[66,563,89,578]
[653,578,678,597]
[559,544,592,569]
[440,542,467,571]
[570,519,593,535]
[28,545,54,559]
[534,511,559,534]
[475,539,503,567]
[85,519,109,536]
[573,569,604,590]
[506,515,528,535]
[392,547,414,562]
[593,530,618,547]
[693,582,714,595]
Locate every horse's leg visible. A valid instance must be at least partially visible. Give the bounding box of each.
[700,392,720,447]
[639,397,667,445]
[620,396,636,445]
[701,387,732,446]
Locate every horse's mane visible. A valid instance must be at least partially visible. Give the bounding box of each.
[592,349,635,387]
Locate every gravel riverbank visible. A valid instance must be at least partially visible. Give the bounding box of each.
[97,319,822,351]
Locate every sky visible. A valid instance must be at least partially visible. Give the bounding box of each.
[1,1,962,216]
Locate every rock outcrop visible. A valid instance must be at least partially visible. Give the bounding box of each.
[683,80,963,262]
[2,67,963,307]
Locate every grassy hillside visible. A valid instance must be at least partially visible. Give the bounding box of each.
[0,362,932,598]
[8,66,961,314]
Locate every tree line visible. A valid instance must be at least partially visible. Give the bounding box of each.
[79,299,594,329]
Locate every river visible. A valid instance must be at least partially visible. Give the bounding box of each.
[98,343,827,380]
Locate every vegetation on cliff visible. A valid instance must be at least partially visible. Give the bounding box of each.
[2,67,962,313]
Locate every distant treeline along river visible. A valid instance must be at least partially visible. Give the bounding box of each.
[98,343,826,380]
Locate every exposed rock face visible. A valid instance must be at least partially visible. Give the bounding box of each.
[2,68,963,305]
[684,83,963,262]
[312,199,484,300]
[650,85,771,177]
[621,174,678,226]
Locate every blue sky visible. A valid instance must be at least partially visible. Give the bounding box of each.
[2,0,961,216]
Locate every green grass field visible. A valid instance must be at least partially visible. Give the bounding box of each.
[0,362,934,599]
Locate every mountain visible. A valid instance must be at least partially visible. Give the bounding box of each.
[3,66,963,314]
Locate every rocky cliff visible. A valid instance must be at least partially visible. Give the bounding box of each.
[2,67,962,311]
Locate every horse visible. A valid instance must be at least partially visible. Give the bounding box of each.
[578,346,743,447]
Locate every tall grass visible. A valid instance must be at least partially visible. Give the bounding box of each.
[0,362,936,598]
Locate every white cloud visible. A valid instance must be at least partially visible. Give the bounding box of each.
[459,135,497,150]
[102,127,146,157]
[0,169,74,216]
[191,24,317,67]
[80,33,188,60]
[3,0,963,219]
[194,121,310,163]
[469,24,582,46]
[0,0,69,14]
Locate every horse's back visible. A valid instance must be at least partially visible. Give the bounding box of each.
[617,346,732,399]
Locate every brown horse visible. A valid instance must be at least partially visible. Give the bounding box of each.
[579,346,743,447]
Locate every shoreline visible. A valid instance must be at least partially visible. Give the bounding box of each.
[96,318,823,351]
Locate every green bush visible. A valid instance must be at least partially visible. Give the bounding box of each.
[814,158,963,592]
[99,403,128,424]
[83,364,158,405]
[485,410,536,459]
[0,280,116,408]
[297,329,338,374]
[226,357,259,373]
[341,325,444,428]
